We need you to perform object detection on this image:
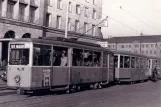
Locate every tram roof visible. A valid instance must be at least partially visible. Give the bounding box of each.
[111,50,148,57]
[10,37,113,53]
[148,56,161,60]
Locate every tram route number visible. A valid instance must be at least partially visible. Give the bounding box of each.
[43,69,51,87]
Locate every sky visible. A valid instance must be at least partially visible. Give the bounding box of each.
[101,0,161,38]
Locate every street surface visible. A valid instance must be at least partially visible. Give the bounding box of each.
[0,81,160,107]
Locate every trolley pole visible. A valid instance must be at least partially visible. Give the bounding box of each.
[65,0,69,38]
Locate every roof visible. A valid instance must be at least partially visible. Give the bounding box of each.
[104,35,161,43]
[10,37,113,53]
[111,50,148,58]
[11,37,101,47]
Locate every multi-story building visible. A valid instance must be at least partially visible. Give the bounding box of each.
[0,0,102,62]
[103,35,161,57]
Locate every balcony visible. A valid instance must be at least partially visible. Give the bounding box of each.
[19,0,28,5]
[18,14,25,21]
[6,12,14,19]
[30,0,38,7]
[28,16,40,25]
[8,0,17,3]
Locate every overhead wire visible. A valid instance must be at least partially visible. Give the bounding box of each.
[70,0,143,35]
[119,6,161,34]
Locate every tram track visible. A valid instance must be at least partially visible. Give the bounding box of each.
[16,82,159,107]
[0,81,158,107]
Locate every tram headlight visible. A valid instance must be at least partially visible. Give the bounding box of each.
[14,75,21,83]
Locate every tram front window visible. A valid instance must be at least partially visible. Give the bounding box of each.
[9,49,29,65]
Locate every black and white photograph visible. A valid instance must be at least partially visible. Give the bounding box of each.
[0,0,161,107]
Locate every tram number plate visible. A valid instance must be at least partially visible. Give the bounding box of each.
[10,44,25,48]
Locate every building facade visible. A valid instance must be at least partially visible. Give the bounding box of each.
[103,35,161,58]
[0,0,102,62]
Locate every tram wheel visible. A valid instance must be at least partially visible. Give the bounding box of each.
[90,84,94,89]
[76,86,81,92]
[98,83,102,89]
[94,83,98,89]
[16,89,25,95]
[66,89,71,94]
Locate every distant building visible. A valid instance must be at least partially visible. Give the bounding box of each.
[0,0,103,62]
[104,35,161,57]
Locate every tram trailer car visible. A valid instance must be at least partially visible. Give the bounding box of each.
[7,38,115,94]
[148,56,161,79]
[113,51,149,84]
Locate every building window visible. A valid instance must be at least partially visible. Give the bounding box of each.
[57,0,63,9]
[69,2,72,12]
[75,20,80,32]
[121,45,124,48]
[134,44,139,48]
[7,2,14,19]
[150,50,152,54]
[47,0,52,6]
[56,16,61,29]
[85,0,89,3]
[19,5,25,21]
[129,45,131,48]
[68,18,71,31]
[141,44,144,48]
[93,0,96,5]
[84,22,88,34]
[29,7,36,23]
[150,44,153,48]
[76,4,80,14]
[92,24,96,36]
[46,13,51,27]
[154,50,156,54]
[0,0,2,11]
[92,9,97,19]
[84,7,88,17]
[146,44,149,48]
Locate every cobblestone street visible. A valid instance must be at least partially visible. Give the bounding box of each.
[0,81,160,107]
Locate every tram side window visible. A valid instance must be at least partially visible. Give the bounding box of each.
[120,56,123,68]
[84,50,93,66]
[131,57,135,68]
[52,46,68,66]
[103,53,108,67]
[136,57,140,68]
[143,58,148,68]
[124,56,130,68]
[114,55,118,67]
[148,59,151,68]
[93,51,101,67]
[9,49,29,65]
[140,58,144,68]
[33,44,51,66]
[72,49,83,66]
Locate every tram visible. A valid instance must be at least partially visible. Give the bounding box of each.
[148,56,161,79]
[113,51,149,83]
[7,37,115,94]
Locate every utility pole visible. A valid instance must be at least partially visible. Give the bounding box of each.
[140,30,143,54]
[65,0,69,38]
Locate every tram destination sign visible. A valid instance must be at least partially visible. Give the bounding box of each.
[10,44,29,49]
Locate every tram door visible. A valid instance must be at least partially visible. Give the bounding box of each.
[2,41,9,61]
[148,59,152,77]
